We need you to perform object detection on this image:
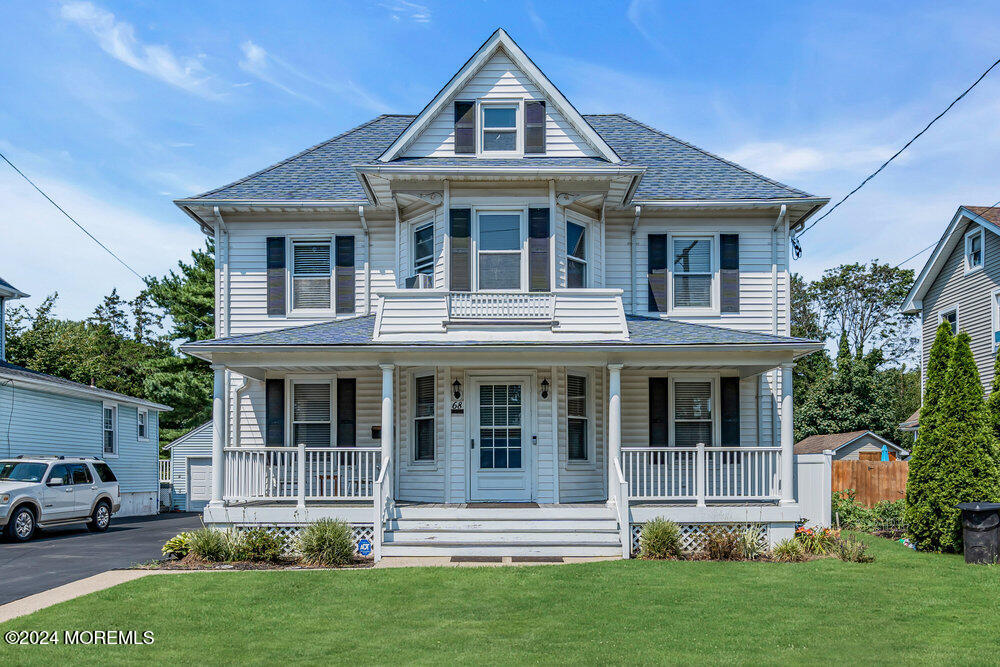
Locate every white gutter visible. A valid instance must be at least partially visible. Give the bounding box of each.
[629,205,642,314]
[212,207,229,338]
[357,165,645,177]
[359,205,371,316]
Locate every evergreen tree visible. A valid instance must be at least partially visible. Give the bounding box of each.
[985,351,1000,443]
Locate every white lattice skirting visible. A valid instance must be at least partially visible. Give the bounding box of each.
[630,522,769,556]
[233,524,375,557]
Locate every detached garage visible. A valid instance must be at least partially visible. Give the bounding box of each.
[164,422,213,512]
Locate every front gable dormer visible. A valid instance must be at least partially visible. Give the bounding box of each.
[380,29,620,163]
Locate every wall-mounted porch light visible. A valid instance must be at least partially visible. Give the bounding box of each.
[452,379,462,400]
[540,378,550,400]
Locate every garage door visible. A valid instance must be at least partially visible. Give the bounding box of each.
[187,457,212,512]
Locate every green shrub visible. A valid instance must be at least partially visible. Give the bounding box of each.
[238,528,287,562]
[162,532,193,559]
[734,526,766,560]
[833,535,875,563]
[298,519,355,566]
[188,528,229,562]
[639,518,682,559]
[771,538,805,562]
[702,527,740,560]
[832,489,873,531]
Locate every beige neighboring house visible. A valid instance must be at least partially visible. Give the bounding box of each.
[795,430,909,461]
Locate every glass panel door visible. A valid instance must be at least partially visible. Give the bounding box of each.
[478,384,523,469]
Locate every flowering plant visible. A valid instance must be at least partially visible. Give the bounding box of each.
[795,526,840,555]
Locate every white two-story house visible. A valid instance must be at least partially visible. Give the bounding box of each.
[176,30,827,559]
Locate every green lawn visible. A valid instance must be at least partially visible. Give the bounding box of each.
[2,535,999,665]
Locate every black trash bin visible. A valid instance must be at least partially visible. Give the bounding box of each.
[956,502,1000,564]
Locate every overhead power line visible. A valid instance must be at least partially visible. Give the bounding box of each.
[892,196,1000,269]
[799,55,1000,238]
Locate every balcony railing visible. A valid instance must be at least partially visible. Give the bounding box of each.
[622,445,782,502]
[447,291,555,321]
[223,447,382,503]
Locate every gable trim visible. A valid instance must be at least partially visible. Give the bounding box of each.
[164,421,213,451]
[902,206,1000,313]
[832,431,909,456]
[378,29,620,164]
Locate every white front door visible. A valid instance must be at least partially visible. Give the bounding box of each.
[187,457,212,512]
[470,378,532,501]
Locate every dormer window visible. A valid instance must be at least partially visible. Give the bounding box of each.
[965,227,984,273]
[481,105,517,152]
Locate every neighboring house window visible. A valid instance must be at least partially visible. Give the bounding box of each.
[292,382,332,447]
[672,380,713,447]
[567,220,587,288]
[672,237,714,309]
[939,306,958,335]
[567,374,588,461]
[413,374,435,461]
[477,212,523,290]
[291,241,332,310]
[103,404,118,456]
[965,227,984,273]
[993,290,1000,351]
[137,409,148,440]
[481,104,517,152]
[413,222,434,276]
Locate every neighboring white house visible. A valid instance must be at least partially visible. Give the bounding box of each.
[175,29,829,559]
[163,421,213,512]
[1,276,171,516]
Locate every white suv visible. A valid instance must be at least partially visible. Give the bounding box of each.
[0,457,121,542]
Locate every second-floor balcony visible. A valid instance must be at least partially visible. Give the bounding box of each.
[373,289,629,342]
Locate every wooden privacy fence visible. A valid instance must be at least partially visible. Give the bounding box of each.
[832,460,908,506]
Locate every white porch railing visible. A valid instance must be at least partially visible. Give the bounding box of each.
[223,447,382,503]
[622,445,782,502]
[447,291,554,320]
[158,459,171,483]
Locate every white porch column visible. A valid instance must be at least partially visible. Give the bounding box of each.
[779,362,796,505]
[380,364,395,491]
[608,364,622,466]
[209,365,226,507]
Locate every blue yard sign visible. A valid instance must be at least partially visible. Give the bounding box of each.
[357,539,372,556]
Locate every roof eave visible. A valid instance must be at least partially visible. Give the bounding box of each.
[0,370,172,411]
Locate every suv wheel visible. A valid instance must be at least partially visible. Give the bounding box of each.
[6,506,36,542]
[88,501,111,532]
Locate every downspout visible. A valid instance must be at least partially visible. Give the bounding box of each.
[442,180,450,290]
[392,195,401,288]
[549,181,557,290]
[358,205,371,316]
[629,205,642,315]
[212,206,229,338]
[770,205,787,445]
[600,197,607,287]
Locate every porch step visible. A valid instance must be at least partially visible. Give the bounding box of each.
[388,519,619,532]
[389,506,614,521]
[384,530,619,544]
[380,543,624,557]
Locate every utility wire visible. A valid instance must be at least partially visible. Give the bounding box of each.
[892,197,1000,268]
[799,55,1000,238]
[0,149,215,331]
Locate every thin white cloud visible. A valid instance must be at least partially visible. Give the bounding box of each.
[238,40,391,113]
[59,1,223,99]
[626,0,677,62]
[725,142,897,180]
[526,1,547,38]
[378,1,431,24]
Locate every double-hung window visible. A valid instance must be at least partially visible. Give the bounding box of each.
[137,409,148,440]
[940,306,958,335]
[966,227,984,273]
[292,241,332,310]
[567,220,587,288]
[481,105,517,152]
[672,237,714,309]
[477,212,523,290]
[413,222,434,276]
[292,382,332,447]
[567,374,588,461]
[672,381,713,447]
[413,374,435,461]
[103,404,118,456]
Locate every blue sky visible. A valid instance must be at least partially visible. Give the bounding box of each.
[2,0,1000,320]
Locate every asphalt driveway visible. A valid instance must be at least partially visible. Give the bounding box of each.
[0,512,203,605]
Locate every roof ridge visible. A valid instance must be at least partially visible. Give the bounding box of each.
[185,115,400,200]
[611,113,812,198]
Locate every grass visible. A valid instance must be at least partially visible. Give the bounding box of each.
[3,535,999,665]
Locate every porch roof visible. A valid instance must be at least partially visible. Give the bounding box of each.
[182,315,817,350]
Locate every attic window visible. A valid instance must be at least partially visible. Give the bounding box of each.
[965,227,984,273]
[481,105,517,152]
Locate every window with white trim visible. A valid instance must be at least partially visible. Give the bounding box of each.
[672,381,713,447]
[940,307,958,335]
[137,409,148,440]
[413,374,435,461]
[567,221,587,289]
[413,222,434,276]
[103,404,118,456]
[477,211,524,290]
[291,241,332,310]
[672,237,714,309]
[993,291,1000,351]
[965,227,984,273]
[567,374,588,461]
[481,104,517,152]
[292,382,332,447]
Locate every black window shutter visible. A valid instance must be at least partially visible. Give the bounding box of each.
[336,378,356,447]
[454,101,475,154]
[720,376,740,446]
[525,101,546,154]
[649,378,669,446]
[265,379,285,446]
[647,234,668,313]
[266,237,286,316]
[720,234,740,313]
[528,207,550,292]
[334,235,355,314]
[449,209,472,291]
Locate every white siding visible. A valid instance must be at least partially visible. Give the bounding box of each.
[403,51,597,158]
[557,367,606,502]
[397,367,446,502]
[168,422,213,510]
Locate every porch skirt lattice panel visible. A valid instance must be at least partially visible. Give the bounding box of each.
[629,522,768,556]
[233,524,375,557]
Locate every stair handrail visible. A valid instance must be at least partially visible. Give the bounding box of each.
[373,454,391,562]
[612,456,630,559]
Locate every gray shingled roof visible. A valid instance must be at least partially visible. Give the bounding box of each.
[182,114,813,203]
[0,361,171,410]
[183,315,814,348]
[0,276,27,298]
